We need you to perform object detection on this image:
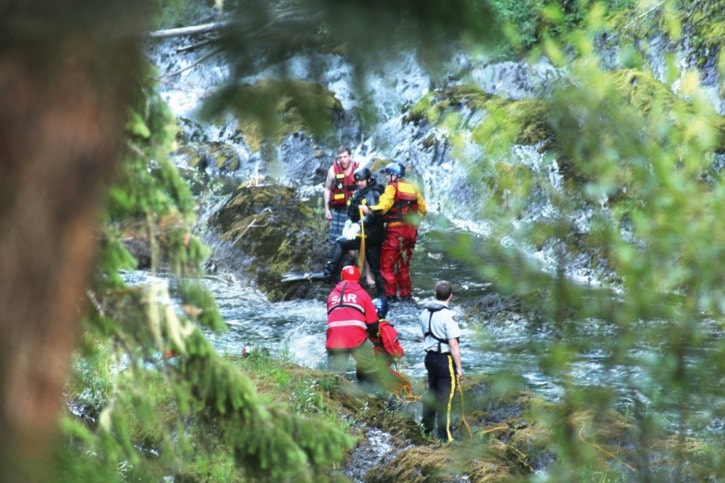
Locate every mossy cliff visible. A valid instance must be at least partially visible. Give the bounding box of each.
[412,69,725,163]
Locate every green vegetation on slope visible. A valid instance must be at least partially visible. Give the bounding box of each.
[58,66,354,481]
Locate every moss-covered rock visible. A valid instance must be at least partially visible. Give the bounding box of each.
[208,180,330,301]
[182,141,241,172]
[414,70,725,160]
[473,96,553,149]
[407,84,493,127]
[610,68,725,152]
[402,69,724,251]
[227,79,344,153]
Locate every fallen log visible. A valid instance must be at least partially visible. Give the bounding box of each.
[148,21,231,39]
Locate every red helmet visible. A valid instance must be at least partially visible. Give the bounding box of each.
[340,265,360,282]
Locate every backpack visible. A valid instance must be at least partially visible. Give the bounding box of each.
[372,320,404,359]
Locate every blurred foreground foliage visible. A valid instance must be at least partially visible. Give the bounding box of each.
[56,0,724,481]
[447,3,725,481]
[58,66,354,481]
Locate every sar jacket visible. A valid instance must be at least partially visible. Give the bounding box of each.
[326,281,379,349]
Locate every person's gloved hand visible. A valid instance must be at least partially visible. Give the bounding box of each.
[342,220,360,240]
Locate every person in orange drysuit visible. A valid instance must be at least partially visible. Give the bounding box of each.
[361,162,426,303]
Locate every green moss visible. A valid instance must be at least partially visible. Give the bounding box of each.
[474,97,553,151]
[209,183,331,301]
[607,69,725,151]
[430,69,725,166]
[609,69,678,113]
[409,84,494,126]
[406,84,552,156]
[406,93,435,124]
[414,68,724,159]
[601,0,724,75]
[227,79,343,152]
[446,84,494,111]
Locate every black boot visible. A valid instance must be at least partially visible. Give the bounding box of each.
[322,261,337,284]
[324,242,346,283]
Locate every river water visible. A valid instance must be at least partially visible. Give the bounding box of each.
[127,226,663,410]
[122,210,723,451]
[124,227,539,379]
[142,36,723,443]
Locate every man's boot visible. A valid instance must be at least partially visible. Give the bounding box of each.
[322,261,337,284]
[324,243,346,283]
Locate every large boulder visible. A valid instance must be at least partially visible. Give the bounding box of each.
[207,180,331,301]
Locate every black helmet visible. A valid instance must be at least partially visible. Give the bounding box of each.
[383,162,405,178]
[373,297,388,318]
[354,166,372,182]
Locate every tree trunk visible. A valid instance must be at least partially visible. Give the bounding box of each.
[0,8,143,481]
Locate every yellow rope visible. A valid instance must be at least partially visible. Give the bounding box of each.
[481,425,509,435]
[396,383,420,403]
[456,376,474,438]
[390,360,419,403]
[357,206,366,273]
[578,421,637,472]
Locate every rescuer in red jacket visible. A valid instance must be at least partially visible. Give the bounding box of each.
[326,265,380,389]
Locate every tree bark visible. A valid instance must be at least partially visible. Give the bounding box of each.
[0,11,143,482]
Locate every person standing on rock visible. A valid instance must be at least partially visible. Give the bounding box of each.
[324,145,358,245]
[361,161,426,303]
[326,265,381,392]
[419,280,462,443]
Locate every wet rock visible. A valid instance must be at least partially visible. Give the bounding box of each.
[207,180,331,301]
[121,234,153,270]
[339,428,395,482]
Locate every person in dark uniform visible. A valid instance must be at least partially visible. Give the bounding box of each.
[323,166,385,297]
[419,280,462,442]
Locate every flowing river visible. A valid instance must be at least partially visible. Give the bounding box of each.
[125,223,723,441]
[141,37,723,444]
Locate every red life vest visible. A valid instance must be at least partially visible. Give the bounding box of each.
[326,281,377,349]
[370,319,405,359]
[383,180,421,224]
[370,318,411,396]
[329,161,359,208]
